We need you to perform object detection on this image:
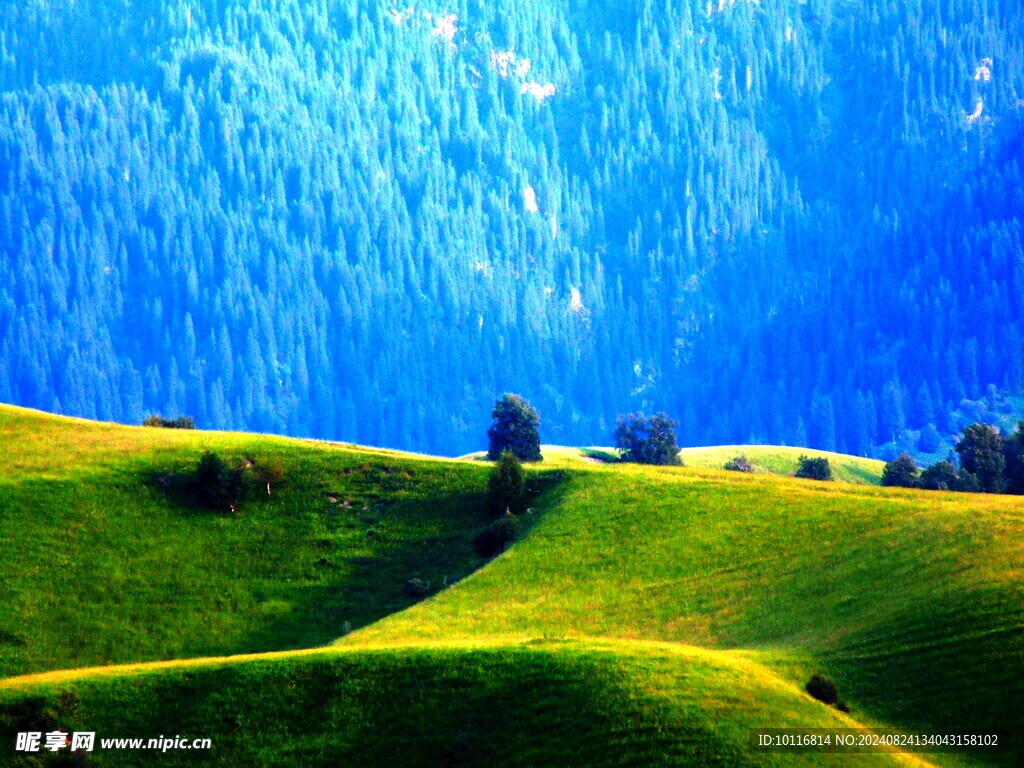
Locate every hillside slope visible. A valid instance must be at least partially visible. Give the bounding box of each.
[348,465,1024,765]
[1,640,938,768]
[0,404,561,678]
[1,408,1019,767]
[558,445,885,484]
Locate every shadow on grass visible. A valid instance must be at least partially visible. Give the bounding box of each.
[236,468,574,652]
[821,588,1024,768]
[0,646,736,768]
[579,447,621,462]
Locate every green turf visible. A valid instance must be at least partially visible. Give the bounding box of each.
[1,405,1019,767]
[0,405,561,678]
[0,641,931,768]
[348,465,1023,766]
[674,445,885,485]
[465,444,884,485]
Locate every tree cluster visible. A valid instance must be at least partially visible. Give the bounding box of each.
[881,422,1024,493]
[476,447,528,558]
[723,455,754,473]
[614,413,681,465]
[487,395,542,463]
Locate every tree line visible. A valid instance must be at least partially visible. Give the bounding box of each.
[883,422,1024,494]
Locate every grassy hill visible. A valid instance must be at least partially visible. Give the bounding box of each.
[1,406,1020,767]
[0,404,564,678]
[349,464,1023,762]
[674,446,885,485]
[1,641,933,768]
[469,445,885,485]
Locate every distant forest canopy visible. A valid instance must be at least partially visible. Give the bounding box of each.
[1,0,1023,456]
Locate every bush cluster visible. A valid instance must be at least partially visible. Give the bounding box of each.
[723,455,754,473]
[487,394,542,462]
[142,414,196,429]
[473,452,529,558]
[403,578,431,599]
[614,412,681,465]
[191,451,286,511]
[488,449,526,516]
[795,456,832,481]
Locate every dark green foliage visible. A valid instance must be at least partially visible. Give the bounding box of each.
[794,456,832,481]
[614,413,681,466]
[472,513,520,558]
[403,578,431,599]
[805,674,839,706]
[142,414,195,429]
[488,449,526,516]
[956,470,983,494]
[920,461,961,491]
[190,453,287,509]
[487,395,542,463]
[881,453,919,488]
[955,424,1006,493]
[254,457,286,495]
[723,456,754,473]
[194,451,245,511]
[1002,422,1024,495]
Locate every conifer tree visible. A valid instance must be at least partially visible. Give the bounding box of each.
[487,394,542,462]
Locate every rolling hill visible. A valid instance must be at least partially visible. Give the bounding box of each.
[529,444,887,485]
[0,403,568,678]
[1,406,1020,767]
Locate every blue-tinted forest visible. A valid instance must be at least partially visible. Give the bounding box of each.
[1,0,1023,455]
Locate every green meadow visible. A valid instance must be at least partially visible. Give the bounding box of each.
[1,405,1020,767]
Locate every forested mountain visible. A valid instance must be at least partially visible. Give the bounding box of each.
[1,0,1022,455]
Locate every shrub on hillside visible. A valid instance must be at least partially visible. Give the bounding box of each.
[488,449,526,516]
[919,460,960,491]
[403,578,431,599]
[184,453,285,510]
[142,414,195,429]
[805,674,847,711]
[723,455,754,472]
[881,453,919,488]
[805,674,838,704]
[795,456,832,481]
[194,451,246,511]
[614,412,681,465]
[472,512,520,558]
[254,456,286,495]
